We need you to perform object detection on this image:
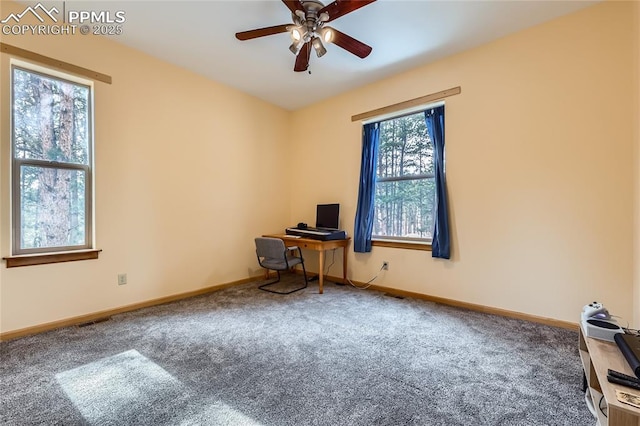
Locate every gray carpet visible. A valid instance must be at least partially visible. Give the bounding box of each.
[0,277,594,425]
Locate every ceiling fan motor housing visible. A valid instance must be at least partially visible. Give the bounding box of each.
[293,0,327,42]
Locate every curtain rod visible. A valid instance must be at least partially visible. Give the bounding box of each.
[351,86,461,122]
[0,43,112,84]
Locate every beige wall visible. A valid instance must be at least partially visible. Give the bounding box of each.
[0,1,638,334]
[0,2,291,332]
[291,1,637,326]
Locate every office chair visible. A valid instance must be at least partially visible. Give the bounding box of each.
[255,237,308,294]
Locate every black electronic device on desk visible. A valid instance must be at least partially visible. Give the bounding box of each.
[614,333,640,379]
[607,368,640,390]
[286,226,347,241]
[286,203,347,241]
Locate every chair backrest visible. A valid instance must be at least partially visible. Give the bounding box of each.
[255,237,286,260]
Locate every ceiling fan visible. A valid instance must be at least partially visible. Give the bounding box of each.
[235,0,376,72]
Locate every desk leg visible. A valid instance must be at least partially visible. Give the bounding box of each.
[318,250,325,294]
[343,245,348,284]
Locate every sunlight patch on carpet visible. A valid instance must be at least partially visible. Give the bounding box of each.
[55,349,185,424]
[178,401,263,425]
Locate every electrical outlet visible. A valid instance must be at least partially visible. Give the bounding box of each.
[117,273,127,285]
[382,261,389,270]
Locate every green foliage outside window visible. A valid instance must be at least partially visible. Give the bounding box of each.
[373,112,435,240]
[12,66,92,253]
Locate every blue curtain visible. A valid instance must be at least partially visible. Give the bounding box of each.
[353,122,380,253]
[425,106,450,259]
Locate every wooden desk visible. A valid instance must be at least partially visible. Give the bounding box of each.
[579,327,640,425]
[263,234,350,294]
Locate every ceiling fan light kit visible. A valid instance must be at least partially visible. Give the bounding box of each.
[235,0,376,72]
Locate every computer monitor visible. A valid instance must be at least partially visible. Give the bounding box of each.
[316,203,339,230]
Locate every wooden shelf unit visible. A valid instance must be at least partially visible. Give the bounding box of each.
[579,327,640,425]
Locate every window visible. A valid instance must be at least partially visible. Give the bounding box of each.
[11,63,93,255]
[373,110,438,243]
[354,99,449,257]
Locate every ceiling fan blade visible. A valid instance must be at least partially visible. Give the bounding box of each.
[318,0,376,23]
[294,41,311,72]
[282,0,305,14]
[235,24,290,41]
[328,28,372,58]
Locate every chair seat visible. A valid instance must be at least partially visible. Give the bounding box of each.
[260,256,302,270]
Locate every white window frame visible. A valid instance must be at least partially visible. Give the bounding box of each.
[10,59,95,256]
[367,101,443,245]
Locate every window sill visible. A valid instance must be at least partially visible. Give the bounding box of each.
[372,239,432,251]
[3,249,102,268]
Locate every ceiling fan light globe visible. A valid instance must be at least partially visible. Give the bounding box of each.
[289,42,302,55]
[291,28,302,41]
[312,37,327,58]
[315,45,327,57]
[321,27,333,43]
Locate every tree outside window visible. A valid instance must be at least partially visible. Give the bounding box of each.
[373,111,435,241]
[11,65,93,254]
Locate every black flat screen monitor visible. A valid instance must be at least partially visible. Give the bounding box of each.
[316,204,339,230]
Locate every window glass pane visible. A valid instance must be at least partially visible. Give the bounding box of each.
[377,113,433,178]
[374,178,435,240]
[373,110,438,241]
[20,165,86,249]
[12,68,90,165]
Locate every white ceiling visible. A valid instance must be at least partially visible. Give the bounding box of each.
[84,0,598,110]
